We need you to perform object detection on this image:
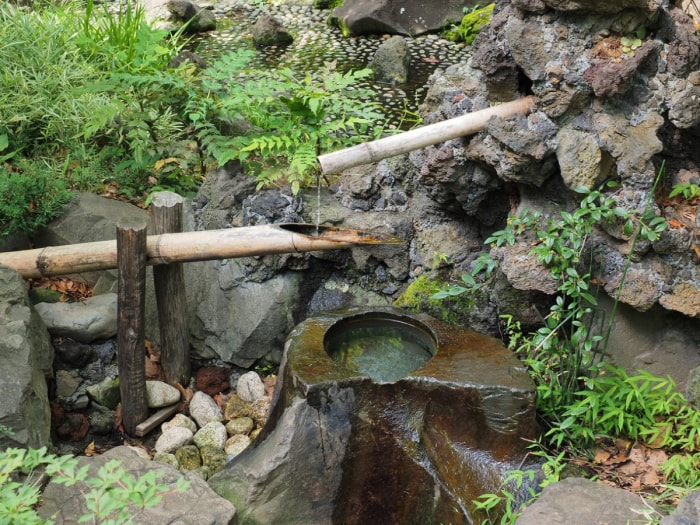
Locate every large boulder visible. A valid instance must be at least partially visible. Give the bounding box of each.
[514,477,663,524]
[38,446,237,524]
[0,265,53,448]
[332,0,480,36]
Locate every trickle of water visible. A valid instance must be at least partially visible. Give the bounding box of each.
[316,171,321,235]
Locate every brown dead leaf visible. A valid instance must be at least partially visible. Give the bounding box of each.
[593,448,611,464]
[84,441,96,457]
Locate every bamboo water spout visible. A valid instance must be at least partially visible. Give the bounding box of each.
[317,96,535,174]
[0,224,404,279]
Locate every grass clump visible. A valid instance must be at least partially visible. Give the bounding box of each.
[444,4,495,44]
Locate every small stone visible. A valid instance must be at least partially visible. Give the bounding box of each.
[88,403,115,435]
[189,391,223,427]
[224,434,252,457]
[249,396,272,427]
[162,413,197,434]
[194,421,228,449]
[175,444,202,471]
[200,444,228,476]
[195,366,230,396]
[153,452,179,469]
[55,412,90,442]
[86,377,121,410]
[154,426,193,454]
[237,371,266,402]
[226,417,255,436]
[223,393,252,421]
[146,381,181,408]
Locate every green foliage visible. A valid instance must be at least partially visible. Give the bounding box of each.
[471,448,566,524]
[0,445,190,524]
[444,4,495,44]
[188,52,385,194]
[433,178,668,425]
[0,159,74,241]
[547,363,700,451]
[669,182,700,201]
[0,3,113,156]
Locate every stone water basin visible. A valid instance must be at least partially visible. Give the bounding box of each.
[209,306,541,524]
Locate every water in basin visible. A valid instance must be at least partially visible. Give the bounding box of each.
[324,315,436,382]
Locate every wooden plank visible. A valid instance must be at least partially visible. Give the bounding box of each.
[317,96,535,174]
[117,217,149,436]
[134,403,180,438]
[150,192,190,387]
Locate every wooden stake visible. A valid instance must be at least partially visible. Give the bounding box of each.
[150,192,190,387]
[317,96,535,174]
[117,217,149,436]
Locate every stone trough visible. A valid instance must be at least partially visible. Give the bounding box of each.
[208,306,540,525]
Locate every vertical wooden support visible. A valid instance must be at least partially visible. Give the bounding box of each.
[151,191,191,387]
[117,217,149,435]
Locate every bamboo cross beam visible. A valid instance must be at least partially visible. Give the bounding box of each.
[317,96,536,175]
[0,224,403,279]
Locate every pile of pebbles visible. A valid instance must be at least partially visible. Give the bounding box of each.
[197,1,472,129]
[150,371,272,480]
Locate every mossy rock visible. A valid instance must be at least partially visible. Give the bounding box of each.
[393,274,473,325]
[28,288,64,305]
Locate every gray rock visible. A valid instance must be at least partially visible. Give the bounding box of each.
[514,477,663,524]
[661,488,700,524]
[162,413,197,434]
[224,434,251,457]
[371,35,410,85]
[332,0,474,36]
[142,0,216,33]
[251,14,293,46]
[193,421,227,449]
[236,371,266,402]
[88,403,116,435]
[34,293,118,343]
[38,446,236,525]
[146,380,181,408]
[0,266,53,448]
[189,391,223,428]
[155,426,194,454]
[86,377,121,410]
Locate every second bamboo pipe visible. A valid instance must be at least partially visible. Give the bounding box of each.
[317,96,535,174]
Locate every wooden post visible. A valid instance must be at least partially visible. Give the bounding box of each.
[150,191,190,387]
[117,217,149,435]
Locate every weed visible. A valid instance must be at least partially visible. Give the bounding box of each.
[443,4,495,45]
[669,182,700,201]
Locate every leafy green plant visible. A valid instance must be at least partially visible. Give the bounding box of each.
[188,51,385,194]
[0,159,74,241]
[669,182,700,201]
[444,3,495,44]
[0,446,190,524]
[433,175,668,429]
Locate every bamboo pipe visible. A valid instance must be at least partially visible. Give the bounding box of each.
[317,95,535,174]
[0,224,403,279]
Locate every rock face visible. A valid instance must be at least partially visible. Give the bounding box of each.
[208,307,540,525]
[332,0,480,36]
[0,266,53,448]
[140,0,216,33]
[38,446,237,525]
